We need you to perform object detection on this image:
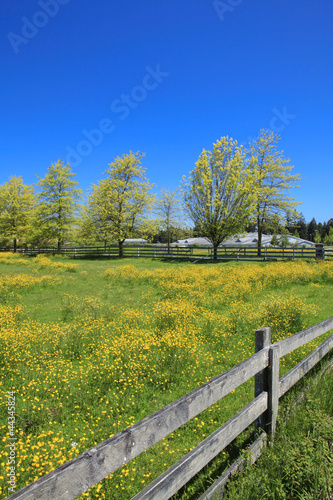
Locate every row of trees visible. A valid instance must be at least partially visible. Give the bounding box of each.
[285,214,333,244]
[0,163,81,252]
[0,130,316,257]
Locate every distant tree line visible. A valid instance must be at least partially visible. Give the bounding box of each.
[286,215,333,244]
[1,129,329,257]
[246,214,333,245]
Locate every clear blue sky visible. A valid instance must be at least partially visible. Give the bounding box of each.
[1,0,332,223]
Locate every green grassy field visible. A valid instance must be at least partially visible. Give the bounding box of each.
[0,253,332,499]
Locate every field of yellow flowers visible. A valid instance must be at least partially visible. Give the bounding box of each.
[0,253,332,499]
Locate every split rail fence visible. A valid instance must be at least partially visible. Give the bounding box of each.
[0,244,327,261]
[7,316,333,500]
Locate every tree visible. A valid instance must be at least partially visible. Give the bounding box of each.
[0,176,35,252]
[182,137,257,259]
[85,151,154,257]
[327,218,333,230]
[279,233,289,247]
[36,160,82,250]
[154,188,183,253]
[317,222,324,241]
[307,218,317,242]
[248,130,302,255]
[314,231,322,243]
[296,213,308,240]
[270,234,279,247]
[79,186,112,248]
[328,227,333,246]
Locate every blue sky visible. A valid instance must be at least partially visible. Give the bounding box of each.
[1,0,332,223]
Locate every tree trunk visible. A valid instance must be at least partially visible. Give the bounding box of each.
[257,218,262,256]
[57,239,61,252]
[118,240,123,258]
[13,238,17,253]
[213,246,217,260]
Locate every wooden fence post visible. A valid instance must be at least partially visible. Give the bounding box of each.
[254,327,271,436]
[315,243,325,260]
[268,345,280,443]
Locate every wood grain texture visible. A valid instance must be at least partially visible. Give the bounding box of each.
[279,333,333,396]
[274,317,333,358]
[132,393,268,500]
[197,432,267,500]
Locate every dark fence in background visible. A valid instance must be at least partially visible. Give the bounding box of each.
[0,244,327,261]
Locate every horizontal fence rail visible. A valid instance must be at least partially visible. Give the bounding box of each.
[6,315,333,500]
[196,432,268,500]
[0,244,325,262]
[133,393,268,500]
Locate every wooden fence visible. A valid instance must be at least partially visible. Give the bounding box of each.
[7,317,333,500]
[0,244,325,261]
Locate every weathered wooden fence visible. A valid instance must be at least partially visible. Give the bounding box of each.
[7,317,333,500]
[0,244,325,261]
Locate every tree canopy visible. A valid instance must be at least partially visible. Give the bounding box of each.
[154,187,183,253]
[248,130,302,253]
[182,136,257,257]
[35,160,82,250]
[0,176,35,251]
[83,151,154,256]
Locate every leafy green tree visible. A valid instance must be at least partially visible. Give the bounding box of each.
[279,233,290,247]
[270,234,279,246]
[328,227,333,246]
[314,231,322,243]
[154,187,183,253]
[317,222,324,241]
[35,160,82,250]
[248,130,302,255]
[0,176,35,252]
[183,136,257,259]
[78,186,112,248]
[85,151,154,257]
[75,202,98,246]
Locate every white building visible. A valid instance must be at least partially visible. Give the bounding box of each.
[172,233,315,248]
